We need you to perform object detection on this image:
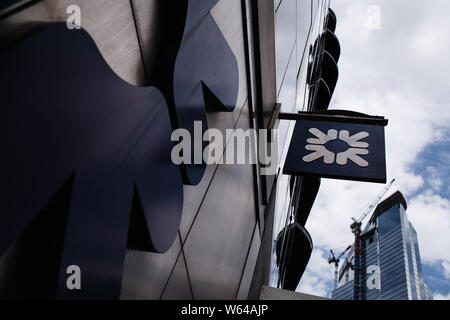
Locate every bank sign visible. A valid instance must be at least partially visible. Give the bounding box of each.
[283,114,387,183]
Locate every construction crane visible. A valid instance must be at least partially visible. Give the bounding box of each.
[328,245,352,290]
[350,178,396,300]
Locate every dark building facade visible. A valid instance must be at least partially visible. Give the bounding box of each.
[0,0,337,299]
[332,192,433,300]
[268,0,340,290]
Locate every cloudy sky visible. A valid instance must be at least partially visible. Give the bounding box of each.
[297,0,450,299]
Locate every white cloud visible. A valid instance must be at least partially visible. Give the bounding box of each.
[426,167,443,193]
[296,248,334,297]
[434,292,450,300]
[407,192,450,263]
[442,261,450,280]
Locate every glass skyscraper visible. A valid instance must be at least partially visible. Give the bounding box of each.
[332,191,433,300]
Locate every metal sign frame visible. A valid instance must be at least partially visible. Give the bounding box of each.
[282,110,388,184]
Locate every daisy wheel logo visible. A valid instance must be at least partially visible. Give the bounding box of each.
[302,128,370,168]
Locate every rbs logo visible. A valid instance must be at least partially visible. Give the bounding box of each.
[303,128,370,167]
[283,118,387,184]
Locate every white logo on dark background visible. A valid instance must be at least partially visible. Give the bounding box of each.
[302,128,370,167]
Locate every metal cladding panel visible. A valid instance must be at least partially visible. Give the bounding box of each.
[182,109,257,300]
[236,226,261,300]
[172,0,239,185]
[179,0,250,242]
[167,0,256,297]
[161,250,193,300]
[0,0,146,85]
[179,99,249,243]
[275,0,296,93]
[120,240,182,300]
[253,0,277,130]
[284,119,387,183]
[296,0,312,72]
